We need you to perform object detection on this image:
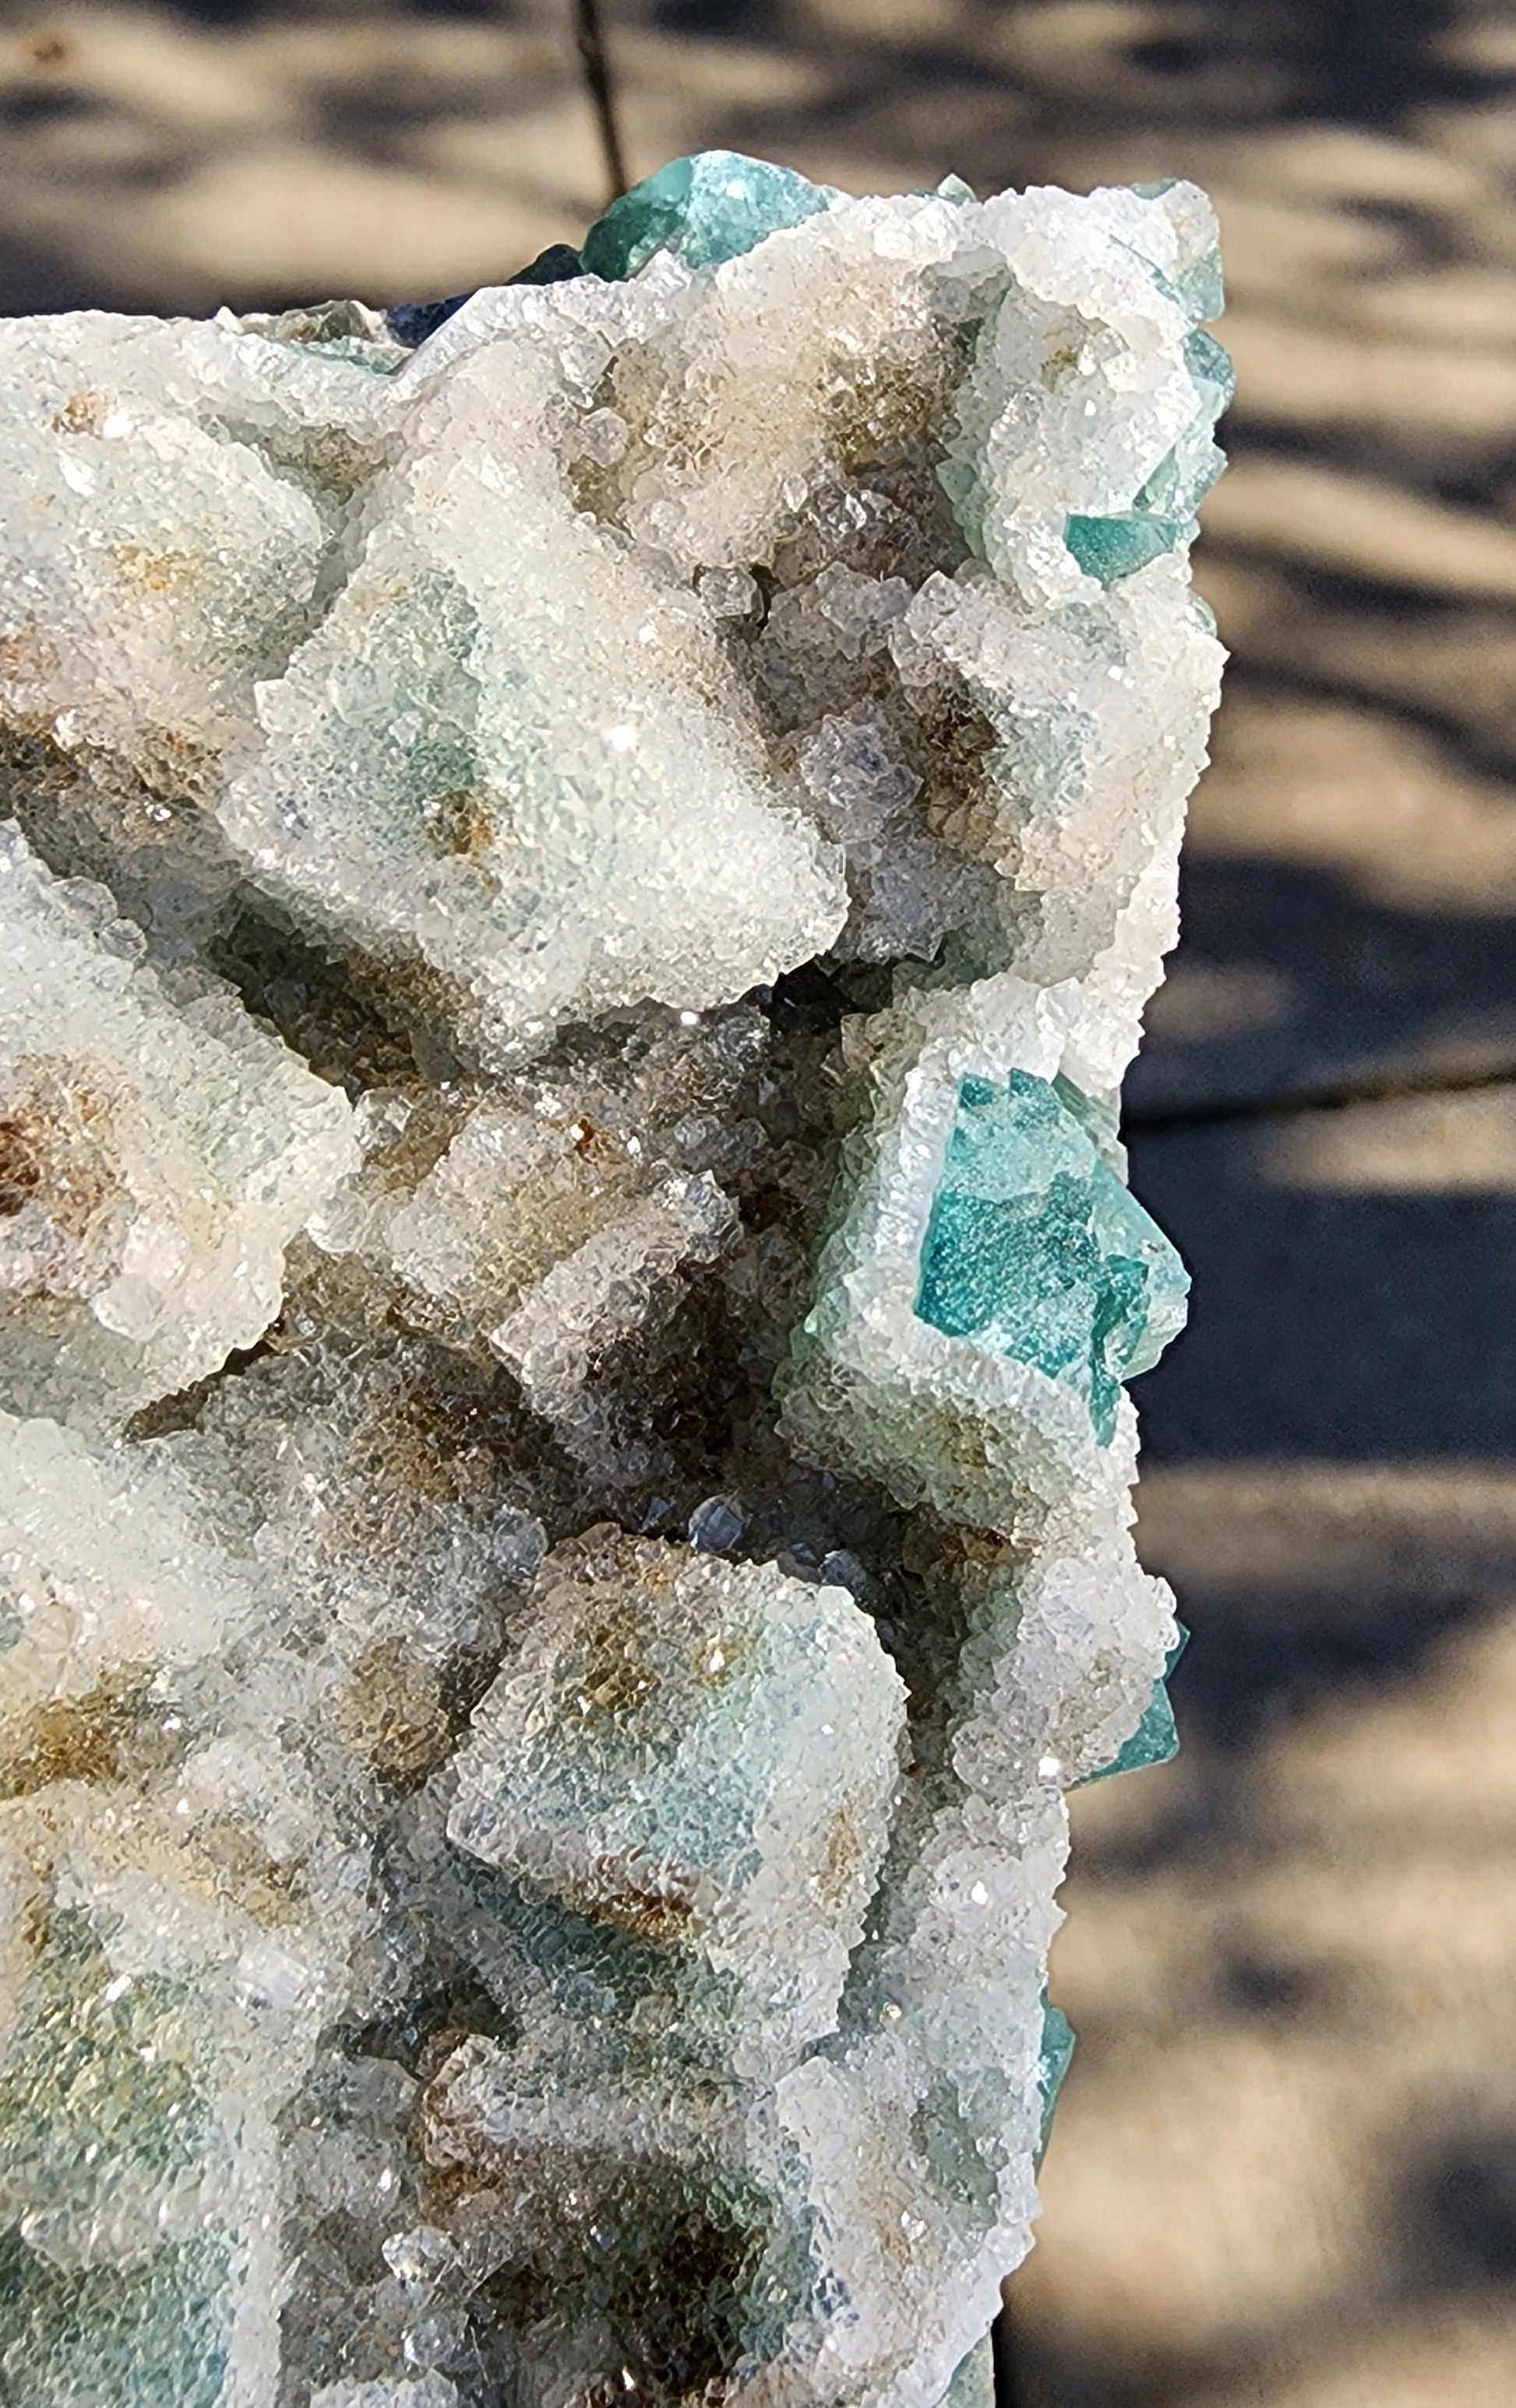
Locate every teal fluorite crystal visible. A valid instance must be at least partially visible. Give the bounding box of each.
[0,157,1228,2408]
[915,1072,1189,1443]
[941,2333,996,2408]
[392,160,954,338]
[1081,1623,1190,1786]
[1132,179,1226,319]
[1063,509,1183,583]
[1035,1999,1076,2166]
[0,1916,212,2205]
[0,2231,231,2408]
[1185,327,1236,428]
[1065,327,1233,583]
[580,150,837,282]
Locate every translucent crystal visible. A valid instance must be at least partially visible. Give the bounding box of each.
[0,823,358,1424]
[0,1409,375,2404]
[0,2230,233,2408]
[580,150,837,280]
[915,1070,1189,1445]
[311,2384,459,2408]
[448,1528,907,2059]
[1081,1621,1189,1783]
[1065,328,1232,584]
[0,153,1224,2407]
[940,2336,996,2408]
[216,344,846,1063]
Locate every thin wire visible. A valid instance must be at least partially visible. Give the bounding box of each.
[570,0,630,202]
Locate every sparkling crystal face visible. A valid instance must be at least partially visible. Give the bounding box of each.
[915,1071,1190,1444]
[1079,1626,1190,1785]
[580,150,838,280]
[0,153,1224,2408]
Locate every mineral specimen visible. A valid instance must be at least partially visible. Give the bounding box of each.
[0,150,1226,2407]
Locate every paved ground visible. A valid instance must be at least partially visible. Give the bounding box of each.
[4,5,1516,2403]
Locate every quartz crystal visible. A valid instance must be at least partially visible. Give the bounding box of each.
[0,152,1225,2408]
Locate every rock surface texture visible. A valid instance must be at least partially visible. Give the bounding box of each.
[0,155,1225,2408]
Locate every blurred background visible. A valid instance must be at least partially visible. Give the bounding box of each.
[4,3,1516,2403]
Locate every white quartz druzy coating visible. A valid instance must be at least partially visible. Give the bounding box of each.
[0,165,1224,2408]
[0,823,358,1424]
[449,1529,907,2062]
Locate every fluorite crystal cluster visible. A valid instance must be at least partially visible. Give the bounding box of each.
[0,153,1225,2408]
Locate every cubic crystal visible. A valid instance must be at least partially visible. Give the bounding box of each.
[580,150,838,280]
[0,152,1224,2407]
[915,1070,1188,1445]
[1081,1622,1189,1782]
[448,1528,907,2059]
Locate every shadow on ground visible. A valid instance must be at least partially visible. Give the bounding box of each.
[626,0,1500,186]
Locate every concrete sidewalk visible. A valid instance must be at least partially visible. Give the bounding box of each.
[4,5,1516,2401]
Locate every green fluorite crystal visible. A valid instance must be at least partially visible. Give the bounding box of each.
[1063,509,1183,583]
[1081,1624,1190,1785]
[0,2231,232,2408]
[941,2333,996,2408]
[915,1072,1189,1443]
[511,240,584,288]
[1035,1999,1076,2166]
[1132,181,1225,319]
[1065,328,1233,583]
[581,150,837,281]
[0,157,1228,2408]
[0,1915,212,2211]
